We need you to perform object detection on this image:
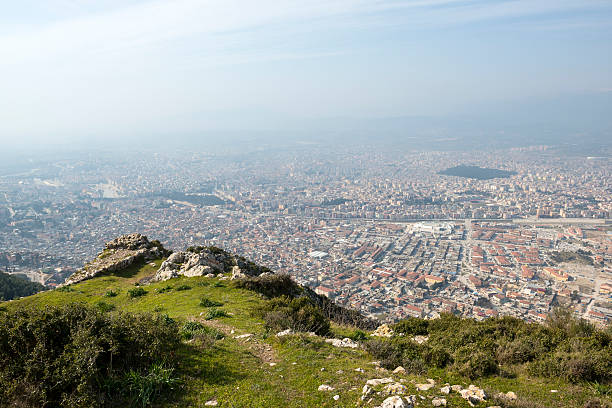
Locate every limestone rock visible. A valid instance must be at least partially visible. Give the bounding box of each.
[325,338,359,348]
[380,396,406,408]
[371,324,394,337]
[415,379,435,391]
[318,384,334,392]
[393,366,406,374]
[383,382,407,395]
[440,385,450,394]
[366,377,395,387]
[432,397,447,407]
[64,234,166,285]
[459,385,487,405]
[276,329,294,337]
[411,335,429,344]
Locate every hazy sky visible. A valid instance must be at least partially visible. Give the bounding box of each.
[1,0,611,145]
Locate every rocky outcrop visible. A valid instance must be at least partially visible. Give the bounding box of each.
[371,324,394,337]
[64,234,167,285]
[153,246,270,282]
[325,338,359,349]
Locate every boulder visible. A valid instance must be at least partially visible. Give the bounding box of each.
[371,324,394,337]
[432,397,447,407]
[325,338,359,348]
[366,378,395,387]
[380,396,407,408]
[383,382,407,395]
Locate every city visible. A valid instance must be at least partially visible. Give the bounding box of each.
[1,144,610,325]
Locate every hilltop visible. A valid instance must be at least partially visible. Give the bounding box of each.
[0,234,610,408]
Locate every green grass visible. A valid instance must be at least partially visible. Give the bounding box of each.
[3,258,608,408]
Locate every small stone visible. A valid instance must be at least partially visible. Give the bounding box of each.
[506,391,517,400]
[355,367,365,373]
[432,397,447,407]
[234,333,253,339]
[380,395,405,408]
[451,384,463,392]
[416,382,434,391]
[269,363,276,367]
[383,382,407,395]
[550,389,558,393]
[333,395,340,401]
[393,366,406,374]
[204,400,218,406]
[366,377,395,386]
[440,385,450,394]
[318,384,334,392]
[276,329,294,337]
[320,367,325,371]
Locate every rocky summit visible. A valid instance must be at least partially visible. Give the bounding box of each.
[64,233,168,285]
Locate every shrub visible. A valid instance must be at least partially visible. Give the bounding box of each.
[56,285,75,292]
[348,329,368,342]
[256,296,330,336]
[454,349,498,379]
[156,285,173,293]
[0,304,180,407]
[104,289,118,297]
[204,308,229,320]
[180,321,224,344]
[124,362,179,407]
[213,282,225,288]
[95,301,115,313]
[199,297,223,307]
[128,287,147,298]
[175,285,191,291]
[393,317,429,336]
[233,273,300,298]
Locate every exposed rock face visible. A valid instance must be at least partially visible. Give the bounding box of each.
[64,234,167,285]
[371,324,394,337]
[154,246,271,282]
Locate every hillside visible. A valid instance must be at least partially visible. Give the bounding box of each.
[1,235,610,408]
[0,270,45,300]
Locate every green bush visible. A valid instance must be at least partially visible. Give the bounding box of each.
[56,285,75,292]
[393,317,429,336]
[199,297,223,307]
[348,329,368,342]
[175,285,191,291]
[256,295,330,336]
[156,285,173,294]
[128,287,147,298]
[368,310,611,382]
[123,362,179,407]
[204,308,229,320]
[104,289,118,297]
[233,273,300,298]
[95,301,115,313]
[180,321,224,344]
[0,303,180,407]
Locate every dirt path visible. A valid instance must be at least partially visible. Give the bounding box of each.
[197,318,277,364]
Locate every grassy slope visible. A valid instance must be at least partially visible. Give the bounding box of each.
[3,259,608,408]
